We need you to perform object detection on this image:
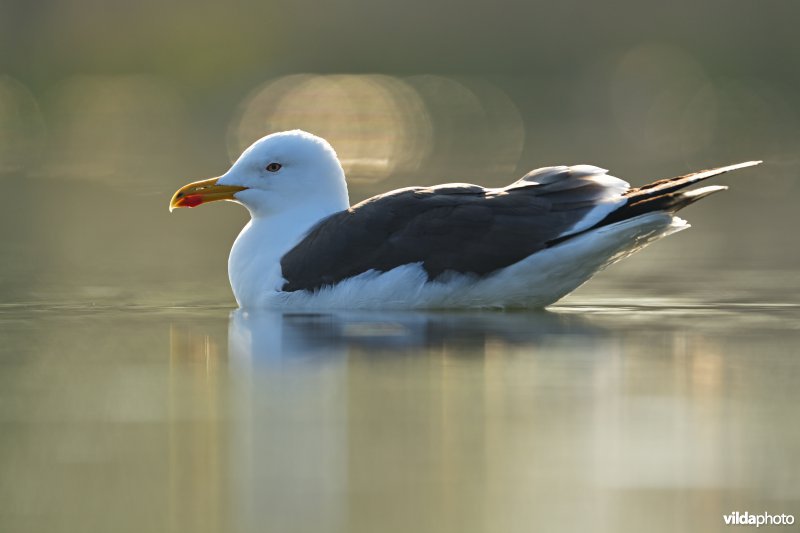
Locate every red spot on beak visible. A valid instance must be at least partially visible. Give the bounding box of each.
[181,195,203,208]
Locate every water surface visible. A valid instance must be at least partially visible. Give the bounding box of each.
[1,278,798,533]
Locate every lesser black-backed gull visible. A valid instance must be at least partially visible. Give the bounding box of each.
[170,130,760,309]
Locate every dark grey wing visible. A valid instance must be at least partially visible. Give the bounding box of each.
[281,161,762,293]
[280,166,629,292]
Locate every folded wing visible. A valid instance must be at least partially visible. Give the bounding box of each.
[280,161,760,292]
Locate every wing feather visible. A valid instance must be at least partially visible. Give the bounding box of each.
[280,161,761,292]
[280,166,623,292]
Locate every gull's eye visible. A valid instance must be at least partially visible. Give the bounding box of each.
[266,162,282,172]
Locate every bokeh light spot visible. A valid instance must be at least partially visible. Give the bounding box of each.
[404,75,525,183]
[611,44,716,159]
[228,74,433,183]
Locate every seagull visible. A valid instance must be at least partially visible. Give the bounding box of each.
[170,130,760,309]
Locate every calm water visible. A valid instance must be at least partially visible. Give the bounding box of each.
[1,275,798,533]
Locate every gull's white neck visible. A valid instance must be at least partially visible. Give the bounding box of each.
[228,196,348,307]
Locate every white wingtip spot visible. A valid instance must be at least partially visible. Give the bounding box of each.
[682,184,728,199]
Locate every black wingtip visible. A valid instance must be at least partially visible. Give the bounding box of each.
[628,160,761,199]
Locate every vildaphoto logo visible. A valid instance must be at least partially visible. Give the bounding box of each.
[723,512,795,527]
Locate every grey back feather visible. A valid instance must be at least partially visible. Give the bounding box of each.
[280,165,628,292]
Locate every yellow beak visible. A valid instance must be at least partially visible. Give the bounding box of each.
[169,177,247,212]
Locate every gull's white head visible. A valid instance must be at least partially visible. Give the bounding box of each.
[170,130,350,217]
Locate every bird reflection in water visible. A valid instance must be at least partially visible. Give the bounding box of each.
[222,309,606,532]
[227,308,600,361]
[167,308,767,533]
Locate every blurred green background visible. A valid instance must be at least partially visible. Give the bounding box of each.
[1,0,798,305]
